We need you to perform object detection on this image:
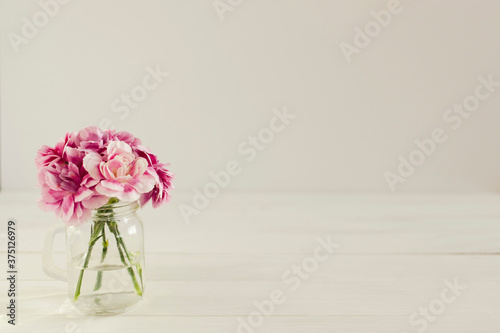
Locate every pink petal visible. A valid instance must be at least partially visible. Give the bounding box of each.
[107,141,132,159]
[81,174,99,187]
[44,171,60,190]
[139,191,153,207]
[75,187,94,202]
[100,163,116,179]
[75,126,103,145]
[96,180,123,197]
[152,191,171,208]
[130,158,147,178]
[116,165,128,178]
[60,195,75,223]
[64,146,84,166]
[130,174,156,193]
[82,195,109,210]
[147,167,160,183]
[65,204,90,226]
[136,145,159,165]
[115,131,142,147]
[37,198,59,212]
[83,153,103,180]
[106,159,126,176]
[118,183,141,202]
[44,189,66,202]
[80,141,101,151]
[37,169,47,186]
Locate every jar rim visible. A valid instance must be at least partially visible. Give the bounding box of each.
[91,200,139,220]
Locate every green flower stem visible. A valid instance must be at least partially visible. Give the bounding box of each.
[92,199,117,292]
[93,225,108,291]
[108,221,142,296]
[115,224,144,289]
[74,221,105,301]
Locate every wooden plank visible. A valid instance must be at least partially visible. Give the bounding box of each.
[3,217,499,254]
[1,192,500,254]
[1,279,498,317]
[2,256,499,317]
[1,192,499,332]
[11,253,500,282]
[1,315,499,333]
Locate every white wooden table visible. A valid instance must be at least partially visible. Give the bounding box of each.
[1,191,499,332]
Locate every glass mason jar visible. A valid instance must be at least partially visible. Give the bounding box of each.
[43,200,145,315]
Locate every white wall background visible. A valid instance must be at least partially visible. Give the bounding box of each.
[1,0,500,192]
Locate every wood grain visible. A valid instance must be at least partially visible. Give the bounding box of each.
[0,191,499,332]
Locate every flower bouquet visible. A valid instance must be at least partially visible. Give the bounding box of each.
[36,126,172,314]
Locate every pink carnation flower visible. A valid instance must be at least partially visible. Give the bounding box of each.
[136,146,174,208]
[37,146,108,226]
[74,126,110,153]
[36,126,173,225]
[35,132,74,168]
[107,130,142,147]
[83,141,155,202]
[141,163,173,208]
